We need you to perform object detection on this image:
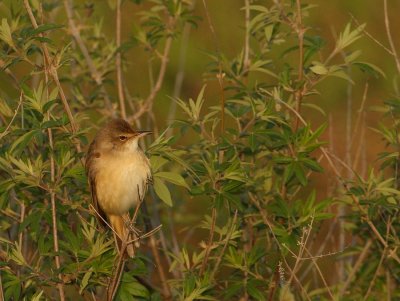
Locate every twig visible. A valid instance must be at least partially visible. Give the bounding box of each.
[339,239,373,297]
[131,19,174,121]
[339,57,353,281]
[350,82,369,152]
[107,195,143,299]
[18,202,26,257]
[267,265,279,301]
[48,118,65,300]
[363,243,388,299]
[294,0,305,131]
[243,0,251,74]
[210,210,238,279]
[63,0,114,113]
[303,247,334,300]
[287,218,314,285]
[89,204,122,240]
[141,198,172,299]
[350,14,394,56]
[107,248,126,301]
[116,0,127,119]
[0,92,23,140]
[275,96,400,264]
[23,0,78,136]
[37,23,66,299]
[199,207,217,275]
[0,271,4,301]
[0,60,20,90]
[383,0,400,74]
[201,0,225,136]
[149,234,171,299]
[166,0,196,136]
[299,215,337,281]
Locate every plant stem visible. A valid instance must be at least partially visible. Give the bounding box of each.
[294,0,304,131]
[63,0,114,113]
[383,0,400,74]
[116,0,127,119]
[48,120,65,301]
[199,207,217,275]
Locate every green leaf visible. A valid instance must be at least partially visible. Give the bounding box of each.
[31,23,64,36]
[344,50,362,64]
[79,269,93,294]
[353,61,386,78]
[0,18,14,47]
[154,178,173,206]
[279,285,295,301]
[154,171,189,189]
[310,62,328,75]
[294,163,307,186]
[336,23,365,51]
[10,130,38,155]
[31,291,44,301]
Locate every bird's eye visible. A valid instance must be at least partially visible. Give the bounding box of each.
[119,135,127,141]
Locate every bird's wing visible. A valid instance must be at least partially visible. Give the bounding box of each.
[86,144,107,227]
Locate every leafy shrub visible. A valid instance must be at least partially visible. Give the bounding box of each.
[0,0,399,300]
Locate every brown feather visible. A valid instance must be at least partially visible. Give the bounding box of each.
[108,214,135,258]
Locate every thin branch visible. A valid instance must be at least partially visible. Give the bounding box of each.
[107,249,126,301]
[18,202,26,257]
[294,0,305,130]
[131,20,174,121]
[0,92,23,140]
[48,116,65,300]
[201,0,225,136]
[146,31,173,106]
[23,0,78,136]
[383,0,400,74]
[167,0,196,136]
[141,198,172,299]
[287,219,314,285]
[339,239,373,297]
[210,210,238,279]
[63,0,114,113]
[0,271,4,301]
[149,234,171,299]
[199,207,217,275]
[350,82,369,151]
[275,96,400,264]
[40,43,66,299]
[303,247,335,300]
[116,0,127,119]
[299,215,337,281]
[243,0,251,74]
[247,191,312,300]
[363,244,388,299]
[350,14,394,57]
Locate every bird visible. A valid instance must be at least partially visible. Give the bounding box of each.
[85,118,152,257]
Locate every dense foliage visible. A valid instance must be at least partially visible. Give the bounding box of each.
[0,0,399,300]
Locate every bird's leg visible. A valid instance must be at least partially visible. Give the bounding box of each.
[122,213,141,235]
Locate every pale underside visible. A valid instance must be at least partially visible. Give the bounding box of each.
[94,149,151,215]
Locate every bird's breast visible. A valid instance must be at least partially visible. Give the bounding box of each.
[94,150,151,215]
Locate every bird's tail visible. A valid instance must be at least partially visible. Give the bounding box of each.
[108,214,135,258]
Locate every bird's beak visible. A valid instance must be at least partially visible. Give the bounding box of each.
[136,131,152,138]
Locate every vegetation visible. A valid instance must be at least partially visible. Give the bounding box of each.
[0,0,399,300]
